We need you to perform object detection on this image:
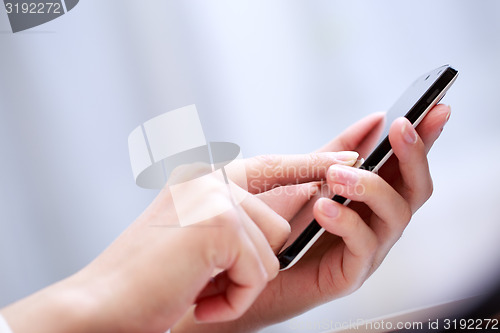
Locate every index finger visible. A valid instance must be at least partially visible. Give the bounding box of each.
[239,152,359,194]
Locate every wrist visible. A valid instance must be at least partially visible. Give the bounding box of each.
[172,307,263,333]
[1,276,98,333]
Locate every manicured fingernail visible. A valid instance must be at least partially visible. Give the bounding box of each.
[402,122,418,144]
[329,164,359,185]
[445,105,451,123]
[319,199,339,218]
[331,151,359,165]
[353,158,365,169]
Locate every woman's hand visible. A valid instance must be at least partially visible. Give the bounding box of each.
[1,152,358,333]
[172,104,451,332]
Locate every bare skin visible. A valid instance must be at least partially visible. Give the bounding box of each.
[173,104,451,332]
[0,105,450,332]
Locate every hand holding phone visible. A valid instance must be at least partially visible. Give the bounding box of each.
[171,70,456,331]
[278,65,458,270]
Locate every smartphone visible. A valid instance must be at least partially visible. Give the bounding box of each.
[278,65,459,270]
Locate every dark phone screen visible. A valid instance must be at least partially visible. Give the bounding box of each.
[278,65,458,269]
[376,65,451,150]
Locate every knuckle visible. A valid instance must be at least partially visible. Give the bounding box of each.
[254,154,281,173]
[307,153,323,171]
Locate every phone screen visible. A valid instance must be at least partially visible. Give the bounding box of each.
[369,66,450,159]
[278,65,458,270]
[361,65,458,172]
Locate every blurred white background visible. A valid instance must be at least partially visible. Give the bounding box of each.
[0,1,499,332]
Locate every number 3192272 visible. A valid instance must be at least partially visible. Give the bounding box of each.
[5,2,62,14]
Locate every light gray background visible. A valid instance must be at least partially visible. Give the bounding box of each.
[0,1,499,332]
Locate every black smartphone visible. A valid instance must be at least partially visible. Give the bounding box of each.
[278,65,459,270]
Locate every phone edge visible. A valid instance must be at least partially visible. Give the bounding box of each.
[278,66,458,271]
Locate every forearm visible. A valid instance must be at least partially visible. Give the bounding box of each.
[1,278,97,333]
[172,306,263,333]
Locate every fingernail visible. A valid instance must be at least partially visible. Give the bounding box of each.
[308,183,320,197]
[329,164,359,185]
[438,106,452,134]
[402,122,418,144]
[319,199,339,218]
[445,105,451,123]
[353,158,365,169]
[331,151,359,165]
